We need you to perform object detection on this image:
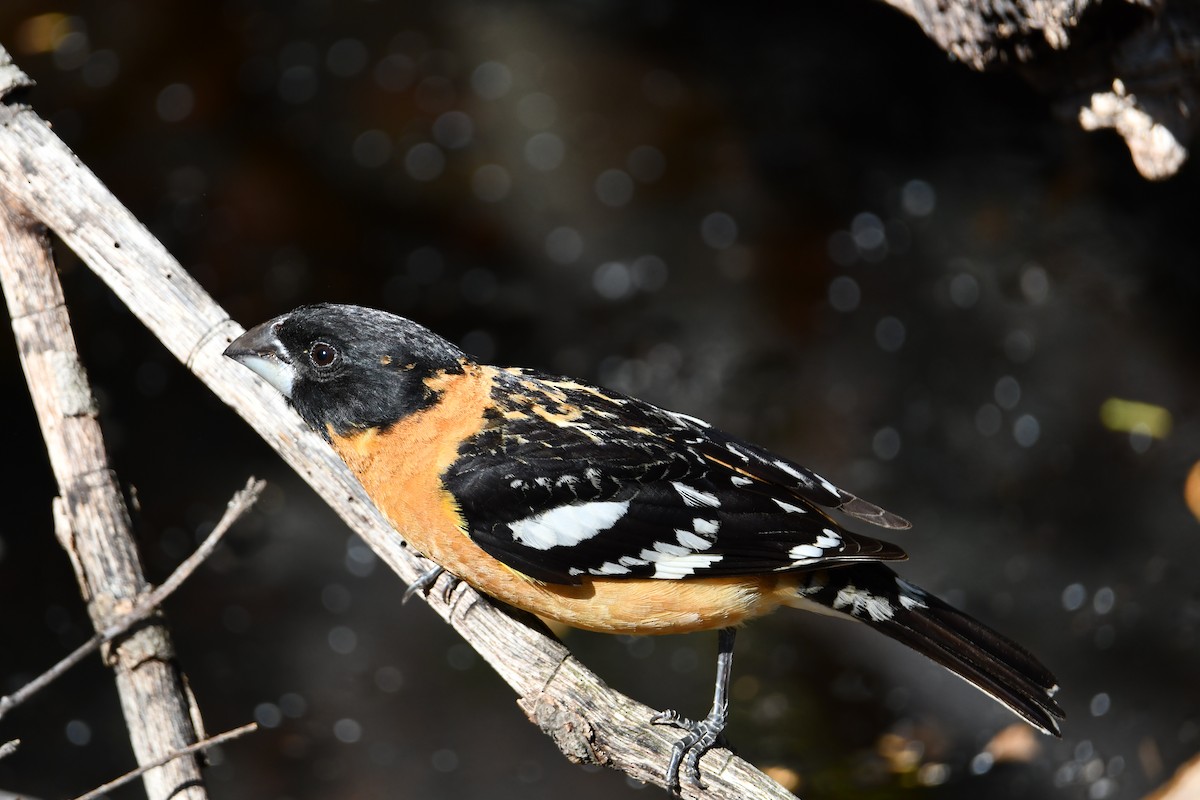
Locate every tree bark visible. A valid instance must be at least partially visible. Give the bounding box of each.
[880,0,1199,179]
[0,203,207,797]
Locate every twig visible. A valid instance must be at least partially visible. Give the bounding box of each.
[110,477,266,637]
[0,45,793,799]
[70,723,259,800]
[0,478,265,722]
[0,739,18,761]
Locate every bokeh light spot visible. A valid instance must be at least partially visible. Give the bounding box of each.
[544,226,583,265]
[595,169,634,207]
[471,164,511,203]
[471,60,512,99]
[404,142,445,181]
[700,212,738,250]
[828,276,860,312]
[524,132,565,171]
[156,83,194,122]
[901,179,936,216]
[875,316,906,352]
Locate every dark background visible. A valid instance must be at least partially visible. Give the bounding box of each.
[1,2,1198,799]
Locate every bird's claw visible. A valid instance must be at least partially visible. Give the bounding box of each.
[651,707,728,791]
[402,565,457,604]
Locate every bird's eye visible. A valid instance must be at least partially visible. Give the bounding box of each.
[309,342,338,368]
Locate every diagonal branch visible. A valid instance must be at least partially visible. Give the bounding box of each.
[70,723,259,800]
[0,478,264,723]
[0,44,793,800]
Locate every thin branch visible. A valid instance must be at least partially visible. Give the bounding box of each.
[110,477,266,637]
[0,478,265,722]
[70,723,259,800]
[0,44,794,799]
[0,739,18,761]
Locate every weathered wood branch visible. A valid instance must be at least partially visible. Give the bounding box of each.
[0,187,207,796]
[880,0,1199,179]
[0,45,794,800]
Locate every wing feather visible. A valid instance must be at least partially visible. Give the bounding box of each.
[444,368,908,584]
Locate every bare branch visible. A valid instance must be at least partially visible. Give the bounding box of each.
[0,54,209,796]
[878,0,1199,179]
[0,739,18,761]
[115,477,266,637]
[70,723,259,800]
[0,44,794,799]
[0,478,265,722]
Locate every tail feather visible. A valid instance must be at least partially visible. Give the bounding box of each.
[788,564,1064,736]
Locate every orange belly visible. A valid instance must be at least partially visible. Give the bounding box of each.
[492,573,784,634]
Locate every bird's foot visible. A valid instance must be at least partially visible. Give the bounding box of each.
[651,704,729,792]
[402,565,456,604]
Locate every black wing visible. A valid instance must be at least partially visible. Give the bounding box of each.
[443,368,909,584]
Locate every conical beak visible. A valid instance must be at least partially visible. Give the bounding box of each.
[224,315,297,398]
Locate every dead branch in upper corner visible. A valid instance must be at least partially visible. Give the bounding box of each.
[0,478,265,724]
[0,43,794,800]
[879,0,1198,179]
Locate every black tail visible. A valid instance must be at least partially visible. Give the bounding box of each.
[788,564,1064,736]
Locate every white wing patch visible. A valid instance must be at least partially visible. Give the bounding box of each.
[664,409,711,428]
[787,527,844,564]
[896,577,929,610]
[810,469,842,496]
[510,500,631,550]
[771,459,842,497]
[772,459,811,485]
[815,529,842,548]
[675,529,713,550]
[609,539,728,579]
[671,482,721,508]
[832,585,896,622]
[788,543,824,561]
[773,498,807,514]
[650,552,724,579]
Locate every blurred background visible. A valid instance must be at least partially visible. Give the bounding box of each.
[1,1,1198,799]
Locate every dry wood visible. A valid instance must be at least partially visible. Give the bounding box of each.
[0,45,794,799]
[0,203,209,798]
[880,0,1198,179]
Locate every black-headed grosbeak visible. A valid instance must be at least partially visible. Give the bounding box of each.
[225,303,1063,789]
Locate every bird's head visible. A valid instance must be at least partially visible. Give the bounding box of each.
[224,303,469,439]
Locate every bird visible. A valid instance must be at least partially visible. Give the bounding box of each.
[224,302,1063,790]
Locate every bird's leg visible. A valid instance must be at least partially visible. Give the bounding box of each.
[651,626,736,791]
[402,564,457,604]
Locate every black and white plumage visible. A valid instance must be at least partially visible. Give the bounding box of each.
[447,367,910,585]
[224,303,1064,791]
